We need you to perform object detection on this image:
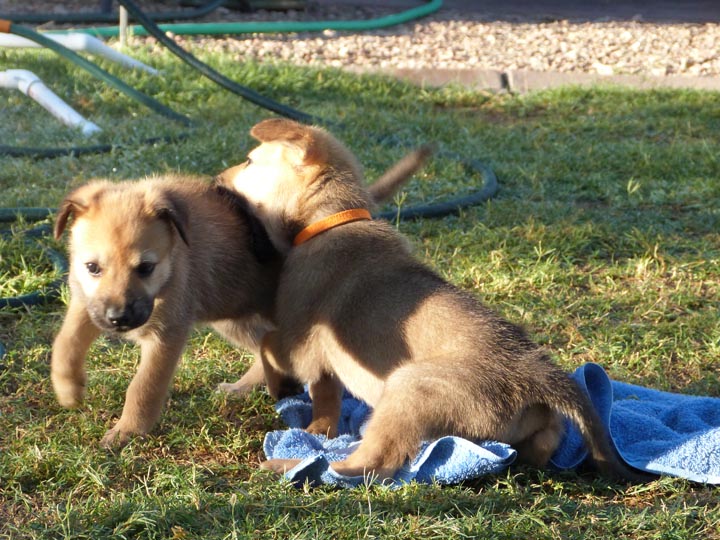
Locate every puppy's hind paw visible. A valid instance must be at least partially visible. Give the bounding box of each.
[216,380,254,396]
[260,458,302,476]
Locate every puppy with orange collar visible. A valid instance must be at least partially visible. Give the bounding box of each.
[219,118,643,481]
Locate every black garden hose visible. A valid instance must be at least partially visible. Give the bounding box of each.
[0,220,68,361]
[0,208,54,223]
[0,134,191,160]
[374,153,498,221]
[0,223,68,309]
[116,0,319,125]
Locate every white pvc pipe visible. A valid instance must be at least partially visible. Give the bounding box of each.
[0,33,159,75]
[119,6,129,48]
[0,69,102,136]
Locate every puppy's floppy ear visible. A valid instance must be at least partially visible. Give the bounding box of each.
[54,181,110,240]
[153,194,190,247]
[250,118,304,143]
[54,199,87,240]
[250,118,327,166]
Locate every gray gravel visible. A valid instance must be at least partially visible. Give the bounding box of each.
[163,6,720,78]
[8,1,720,78]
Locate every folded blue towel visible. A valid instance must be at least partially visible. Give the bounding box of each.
[263,363,720,487]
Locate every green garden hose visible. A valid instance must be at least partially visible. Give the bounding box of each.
[67,0,443,38]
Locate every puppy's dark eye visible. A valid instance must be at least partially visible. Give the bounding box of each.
[245,158,252,166]
[85,262,101,276]
[136,262,156,278]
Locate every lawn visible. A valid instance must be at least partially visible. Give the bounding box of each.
[1,39,719,539]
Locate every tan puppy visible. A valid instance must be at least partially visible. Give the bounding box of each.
[220,118,643,481]
[215,144,430,396]
[51,175,290,447]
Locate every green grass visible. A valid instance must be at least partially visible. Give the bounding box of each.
[1,42,720,539]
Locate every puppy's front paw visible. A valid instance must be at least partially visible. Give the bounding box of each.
[260,458,302,476]
[100,425,138,449]
[216,380,254,396]
[306,419,338,439]
[52,378,85,408]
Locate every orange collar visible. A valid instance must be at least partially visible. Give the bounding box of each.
[293,209,372,247]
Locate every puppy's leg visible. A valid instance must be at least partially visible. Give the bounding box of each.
[213,318,301,397]
[263,375,420,479]
[259,330,304,399]
[101,328,188,448]
[216,357,265,395]
[213,317,268,395]
[505,405,564,467]
[306,373,342,438]
[264,392,414,478]
[324,366,449,480]
[51,298,101,408]
[327,399,418,480]
[260,458,302,475]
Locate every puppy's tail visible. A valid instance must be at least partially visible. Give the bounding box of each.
[368,144,434,203]
[542,371,650,483]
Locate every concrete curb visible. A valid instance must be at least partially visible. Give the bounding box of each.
[345,66,720,93]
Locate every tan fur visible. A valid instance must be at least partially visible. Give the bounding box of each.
[51,176,284,447]
[224,118,645,482]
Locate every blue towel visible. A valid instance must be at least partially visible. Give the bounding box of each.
[263,363,720,487]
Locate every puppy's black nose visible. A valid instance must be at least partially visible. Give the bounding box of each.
[105,301,151,331]
[106,307,132,329]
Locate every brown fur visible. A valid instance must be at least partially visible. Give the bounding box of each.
[223,118,646,482]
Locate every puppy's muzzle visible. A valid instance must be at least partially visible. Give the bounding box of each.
[102,300,153,332]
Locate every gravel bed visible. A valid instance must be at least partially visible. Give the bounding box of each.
[4,1,720,78]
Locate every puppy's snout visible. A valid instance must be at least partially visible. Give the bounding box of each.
[105,300,152,331]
